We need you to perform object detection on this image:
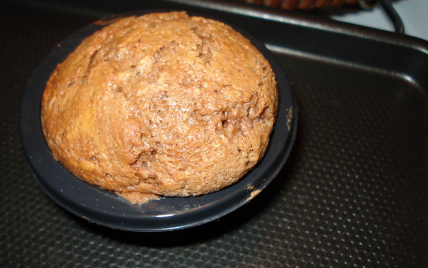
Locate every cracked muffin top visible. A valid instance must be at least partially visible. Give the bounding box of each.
[41,11,278,202]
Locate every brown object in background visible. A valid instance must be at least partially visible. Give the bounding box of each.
[331,0,347,7]
[315,0,334,9]
[280,0,300,10]
[264,0,281,7]
[236,0,367,10]
[246,0,264,3]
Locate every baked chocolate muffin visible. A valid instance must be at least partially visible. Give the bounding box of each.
[41,12,278,202]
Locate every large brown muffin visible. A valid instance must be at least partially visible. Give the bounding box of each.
[41,12,278,200]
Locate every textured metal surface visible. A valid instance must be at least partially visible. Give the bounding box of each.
[1,1,427,267]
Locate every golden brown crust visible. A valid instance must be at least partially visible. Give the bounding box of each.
[41,12,278,197]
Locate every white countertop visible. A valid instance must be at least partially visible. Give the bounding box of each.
[331,0,428,41]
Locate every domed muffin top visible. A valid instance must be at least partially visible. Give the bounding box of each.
[41,12,278,202]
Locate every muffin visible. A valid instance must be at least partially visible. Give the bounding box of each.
[41,11,278,202]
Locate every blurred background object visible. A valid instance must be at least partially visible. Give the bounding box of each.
[5,0,428,40]
[234,0,365,10]
[233,0,428,40]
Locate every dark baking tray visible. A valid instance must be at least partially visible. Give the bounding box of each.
[2,0,427,267]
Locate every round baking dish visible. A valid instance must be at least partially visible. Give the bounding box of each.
[19,10,297,232]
